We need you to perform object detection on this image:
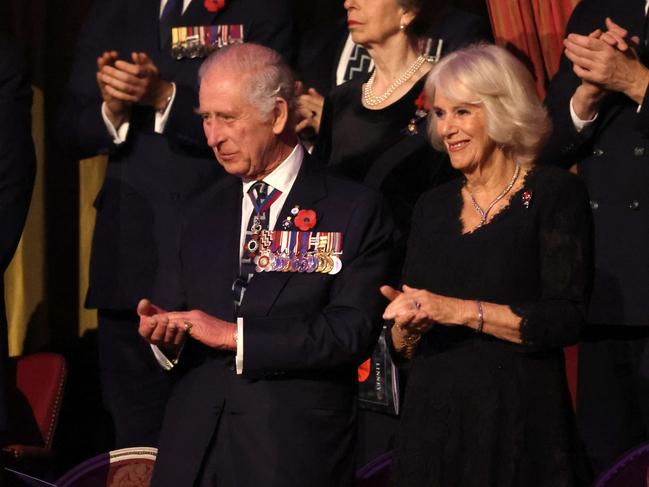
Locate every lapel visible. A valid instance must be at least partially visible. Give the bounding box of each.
[128,0,160,55]
[215,176,244,290]
[238,155,328,317]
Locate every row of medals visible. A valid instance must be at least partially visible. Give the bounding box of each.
[170,26,244,60]
[246,224,342,275]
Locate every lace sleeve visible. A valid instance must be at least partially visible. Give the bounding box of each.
[511,171,593,350]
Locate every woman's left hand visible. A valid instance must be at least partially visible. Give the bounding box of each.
[381,284,461,334]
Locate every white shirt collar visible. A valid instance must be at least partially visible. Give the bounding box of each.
[159,0,193,16]
[242,143,304,197]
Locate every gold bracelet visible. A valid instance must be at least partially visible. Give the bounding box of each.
[404,333,421,345]
[476,300,484,333]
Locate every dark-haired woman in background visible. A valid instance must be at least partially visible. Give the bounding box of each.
[383,44,594,486]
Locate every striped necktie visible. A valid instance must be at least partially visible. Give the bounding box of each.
[232,181,281,308]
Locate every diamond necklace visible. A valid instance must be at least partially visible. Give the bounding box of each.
[362,55,427,107]
[465,163,521,227]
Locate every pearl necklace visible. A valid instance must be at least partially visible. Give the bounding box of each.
[465,163,521,227]
[362,55,427,107]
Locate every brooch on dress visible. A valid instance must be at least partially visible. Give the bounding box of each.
[521,191,533,209]
[405,90,430,136]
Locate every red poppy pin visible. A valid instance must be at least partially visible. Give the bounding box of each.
[204,0,226,13]
[407,89,430,135]
[414,89,430,113]
[294,209,317,231]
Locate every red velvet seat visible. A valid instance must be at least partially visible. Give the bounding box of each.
[594,440,649,487]
[564,344,578,410]
[3,353,67,460]
[56,447,157,487]
[355,451,392,487]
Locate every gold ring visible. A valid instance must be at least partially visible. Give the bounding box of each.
[183,321,193,334]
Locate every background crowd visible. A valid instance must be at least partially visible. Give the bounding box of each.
[1,0,649,484]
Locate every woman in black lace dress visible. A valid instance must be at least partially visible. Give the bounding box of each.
[382,44,594,486]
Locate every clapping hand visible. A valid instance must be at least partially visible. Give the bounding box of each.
[295,82,324,135]
[565,17,649,115]
[97,51,174,127]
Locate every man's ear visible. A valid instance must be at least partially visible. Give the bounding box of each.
[271,97,289,135]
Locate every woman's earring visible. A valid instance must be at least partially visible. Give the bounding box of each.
[399,23,405,31]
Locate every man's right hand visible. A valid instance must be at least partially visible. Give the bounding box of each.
[96,50,131,128]
[137,298,188,355]
[97,51,173,124]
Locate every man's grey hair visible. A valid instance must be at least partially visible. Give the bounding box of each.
[198,43,296,119]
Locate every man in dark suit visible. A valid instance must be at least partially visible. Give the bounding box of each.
[541,0,649,473]
[137,43,392,486]
[60,0,294,447]
[0,35,36,446]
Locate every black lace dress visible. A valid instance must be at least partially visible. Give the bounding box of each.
[391,166,594,487]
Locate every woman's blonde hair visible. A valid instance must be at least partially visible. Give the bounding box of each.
[425,43,551,165]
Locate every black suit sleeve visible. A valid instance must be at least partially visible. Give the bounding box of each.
[57,0,120,159]
[0,37,36,272]
[242,192,393,374]
[538,0,598,169]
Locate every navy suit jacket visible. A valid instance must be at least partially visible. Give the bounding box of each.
[540,0,649,325]
[151,155,393,486]
[0,36,36,434]
[60,0,295,310]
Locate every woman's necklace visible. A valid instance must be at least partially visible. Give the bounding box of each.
[362,55,427,107]
[465,163,521,227]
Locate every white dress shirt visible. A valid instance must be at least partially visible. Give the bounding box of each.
[234,144,304,373]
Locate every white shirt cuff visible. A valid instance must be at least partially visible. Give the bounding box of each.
[101,102,130,144]
[151,344,175,370]
[236,317,244,374]
[154,82,176,134]
[569,96,598,133]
